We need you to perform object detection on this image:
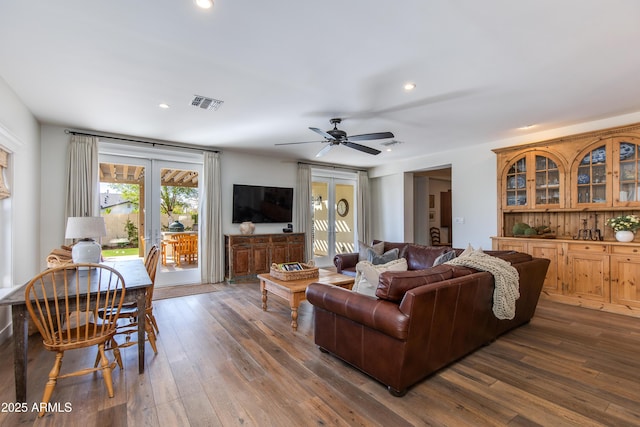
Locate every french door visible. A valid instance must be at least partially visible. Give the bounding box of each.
[312,171,357,267]
[99,152,201,286]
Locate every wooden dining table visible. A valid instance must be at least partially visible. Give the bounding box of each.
[0,259,152,402]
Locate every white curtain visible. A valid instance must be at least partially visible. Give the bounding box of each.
[200,151,224,283]
[65,134,99,219]
[357,170,371,245]
[296,163,313,261]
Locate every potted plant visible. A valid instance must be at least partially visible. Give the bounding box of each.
[606,214,640,242]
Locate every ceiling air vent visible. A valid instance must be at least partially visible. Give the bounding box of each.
[191,95,224,111]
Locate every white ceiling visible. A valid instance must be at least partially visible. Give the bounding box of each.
[1,1,640,168]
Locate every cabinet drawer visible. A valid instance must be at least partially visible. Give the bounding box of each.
[288,234,304,242]
[271,235,287,243]
[567,243,608,253]
[252,237,270,244]
[229,236,251,246]
[611,245,640,256]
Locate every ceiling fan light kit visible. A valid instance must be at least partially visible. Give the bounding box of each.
[276,118,394,157]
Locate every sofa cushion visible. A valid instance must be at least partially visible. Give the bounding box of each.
[369,247,399,265]
[451,265,478,277]
[353,258,408,297]
[376,264,455,302]
[403,244,451,270]
[358,241,384,262]
[491,251,533,264]
[383,242,410,258]
[452,246,533,265]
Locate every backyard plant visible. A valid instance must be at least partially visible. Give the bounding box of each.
[124,219,139,245]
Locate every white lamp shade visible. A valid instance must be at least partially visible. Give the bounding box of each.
[65,216,107,240]
[65,217,106,264]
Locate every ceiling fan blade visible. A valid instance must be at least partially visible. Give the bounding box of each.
[347,131,394,141]
[275,140,324,146]
[315,144,335,158]
[343,141,381,155]
[309,127,336,140]
[370,89,477,116]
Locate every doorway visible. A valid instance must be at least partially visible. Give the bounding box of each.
[99,154,201,286]
[413,168,452,246]
[311,170,357,267]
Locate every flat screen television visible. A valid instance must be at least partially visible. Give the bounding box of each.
[232,184,293,223]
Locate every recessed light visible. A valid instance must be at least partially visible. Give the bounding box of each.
[195,0,213,9]
[518,124,536,130]
[403,82,416,91]
[158,103,170,109]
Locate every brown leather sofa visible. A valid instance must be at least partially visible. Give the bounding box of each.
[334,241,453,276]
[307,250,550,396]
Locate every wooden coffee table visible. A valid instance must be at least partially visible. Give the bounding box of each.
[258,268,354,331]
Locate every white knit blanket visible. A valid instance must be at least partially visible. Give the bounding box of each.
[445,251,520,320]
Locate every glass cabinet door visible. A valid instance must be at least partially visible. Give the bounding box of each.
[576,145,608,205]
[534,155,561,207]
[506,156,527,206]
[616,140,640,203]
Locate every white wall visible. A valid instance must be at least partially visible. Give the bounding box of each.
[369,142,496,248]
[413,176,429,245]
[38,126,301,242]
[39,124,68,264]
[370,111,640,250]
[370,172,405,242]
[0,75,40,342]
[221,152,298,235]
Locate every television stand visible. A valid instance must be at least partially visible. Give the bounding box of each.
[224,233,305,281]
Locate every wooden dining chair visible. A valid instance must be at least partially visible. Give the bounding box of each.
[142,244,161,335]
[101,245,160,360]
[174,234,198,266]
[25,263,126,417]
[430,227,442,245]
[160,238,175,266]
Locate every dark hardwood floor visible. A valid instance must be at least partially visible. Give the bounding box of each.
[1,281,640,426]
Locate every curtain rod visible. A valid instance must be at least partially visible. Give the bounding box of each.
[65,129,220,154]
[297,160,367,172]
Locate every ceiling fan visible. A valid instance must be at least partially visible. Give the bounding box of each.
[275,118,394,157]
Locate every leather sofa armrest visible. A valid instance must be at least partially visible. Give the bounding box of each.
[333,252,359,274]
[306,283,410,340]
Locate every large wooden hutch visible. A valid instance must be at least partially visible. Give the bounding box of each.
[492,122,640,317]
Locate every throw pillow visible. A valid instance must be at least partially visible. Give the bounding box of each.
[433,250,456,266]
[353,258,408,297]
[458,244,484,258]
[358,240,384,262]
[368,247,399,265]
[352,266,377,297]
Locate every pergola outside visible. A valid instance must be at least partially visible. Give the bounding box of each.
[99,162,199,257]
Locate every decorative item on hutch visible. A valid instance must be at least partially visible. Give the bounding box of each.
[239,221,255,235]
[606,214,640,242]
[615,230,635,242]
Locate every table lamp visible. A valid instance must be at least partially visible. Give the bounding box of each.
[65,216,107,264]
